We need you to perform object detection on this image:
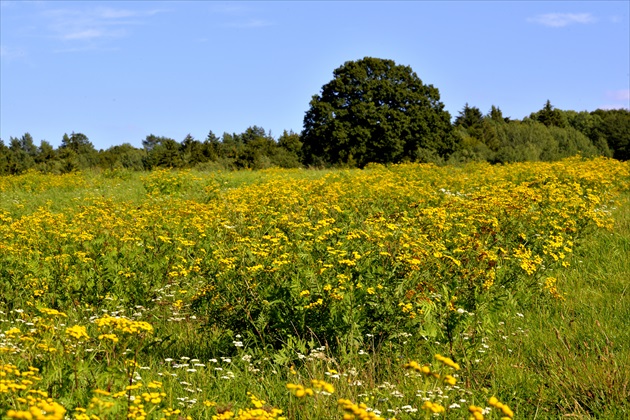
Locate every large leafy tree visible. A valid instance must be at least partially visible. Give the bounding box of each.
[301,57,453,167]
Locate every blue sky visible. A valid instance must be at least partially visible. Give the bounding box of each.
[1,1,629,150]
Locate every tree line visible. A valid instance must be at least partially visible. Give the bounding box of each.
[449,102,628,164]
[0,127,303,175]
[1,57,628,176]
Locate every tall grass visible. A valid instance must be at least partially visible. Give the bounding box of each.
[483,195,630,418]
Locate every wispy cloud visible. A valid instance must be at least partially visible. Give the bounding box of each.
[61,28,125,41]
[52,46,120,54]
[224,19,273,29]
[528,13,595,28]
[96,7,165,19]
[208,4,251,15]
[41,6,167,47]
[209,3,272,29]
[0,45,27,60]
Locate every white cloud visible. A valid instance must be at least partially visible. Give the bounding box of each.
[209,4,250,14]
[209,3,271,29]
[224,19,273,28]
[95,7,166,19]
[41,6,166,44]
[96,8,141,19]
[528,13,595,28]
[62,29,109,41]
[52,46,120,54]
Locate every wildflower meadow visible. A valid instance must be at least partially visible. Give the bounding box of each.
[1,157,629,419]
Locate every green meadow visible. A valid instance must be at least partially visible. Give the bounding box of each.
[1,157,628,419]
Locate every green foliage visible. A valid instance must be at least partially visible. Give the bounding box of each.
[135,129,304,172]
[530,99,568,128]
[592,108,630,160]
[454,103,484,129]
[60,132,96,155]
[301,57,453,167]
[99,143,146,170]
[488,105,510,123]
[144,136,184,168]
[488,120,598,163]
[8,136,36,173]
[59,132,99,170]
[35,140,61,172]
[450,101,612,165]
[273,131,302,168]
[141,168,201,196]
[0,140,9,174]
[236,126,278,169]
[448,127,495,164]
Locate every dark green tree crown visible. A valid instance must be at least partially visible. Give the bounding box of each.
[301,57,452,167]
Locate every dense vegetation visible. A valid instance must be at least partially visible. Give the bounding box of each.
[1,158,629,419]
[1,57,629,175]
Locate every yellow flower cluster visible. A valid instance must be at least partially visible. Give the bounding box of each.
[38,308,66,318]
[65,325,89,340]
[0,170,88,194]
[286,383,314,397]
[422,400,446,414]
[0,364,65,420]
[443,374,457,385]
[435,354,461,370]
[403,361,432,376]
[211,393,286,420]
[6,397,66,420]
[469,404,485,420]
[97,333,119,343]
[337,398,383,419]
[489,396,514,419]
[544,276,564,300]
[310,379,335,394]
[140,391,166,404]
[162,407,185,418]
[94,314,153,335]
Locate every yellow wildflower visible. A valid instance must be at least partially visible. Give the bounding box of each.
[66,325,89,340]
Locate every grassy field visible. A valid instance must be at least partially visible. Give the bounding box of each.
[0,157,628,419]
